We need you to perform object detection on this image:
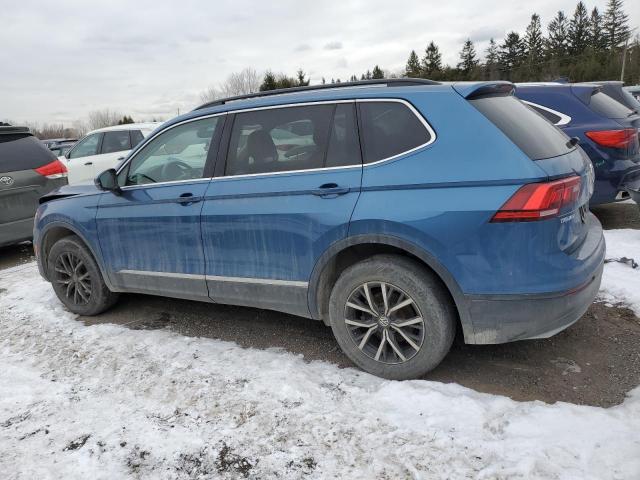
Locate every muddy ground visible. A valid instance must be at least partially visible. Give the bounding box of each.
[1,200,638,407]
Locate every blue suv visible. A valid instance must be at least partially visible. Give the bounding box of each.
[34,80,605,379]
[515,83,640,206]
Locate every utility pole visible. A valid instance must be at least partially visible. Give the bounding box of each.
[620,37,629,82]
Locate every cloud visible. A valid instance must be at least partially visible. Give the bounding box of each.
[324,41,343,50]
[294,44,312,52]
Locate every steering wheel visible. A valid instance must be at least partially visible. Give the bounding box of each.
[160,159,196,181]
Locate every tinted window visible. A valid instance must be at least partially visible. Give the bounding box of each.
[0,134,57,171]
[102,131,131,154]
[589,92,635,119]
[470,95,571,160]
[68,133,101,159]
[130,130,144,147]
[226,105,333,176]
[120,117,220,186]
[527,104,563,125]
[358,101,431,164]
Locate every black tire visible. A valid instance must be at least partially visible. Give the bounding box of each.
[328,255,456,380]
[48,235,119,316]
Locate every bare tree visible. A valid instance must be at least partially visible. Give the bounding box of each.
[200,67,261,102]
[87,109,123,130]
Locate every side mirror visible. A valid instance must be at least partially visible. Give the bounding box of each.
[95,169,121,195]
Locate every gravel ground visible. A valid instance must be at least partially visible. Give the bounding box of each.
[1,201,638,407]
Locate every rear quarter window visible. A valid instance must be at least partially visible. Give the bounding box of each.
[0,134,57,172]
[589,91,635,119]
[358,101,432,163]
[470,95,571,160]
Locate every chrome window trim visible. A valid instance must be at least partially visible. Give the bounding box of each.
[116,98,436,187]
[521,100,572,126]
[117,269,308,287]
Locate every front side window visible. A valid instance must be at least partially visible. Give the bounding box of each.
[68,133,101,159]
[102,131,131,154]
[358,101,432,164]
[119,117,220,186]
[225,104,335,176]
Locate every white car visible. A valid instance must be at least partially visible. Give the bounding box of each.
[63,123,159,184]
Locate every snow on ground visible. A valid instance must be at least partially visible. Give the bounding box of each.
[1,232,640,479]
[599,229,640,316]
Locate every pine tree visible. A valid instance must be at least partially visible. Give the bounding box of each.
[524,14,544,65]
[603,0,630,49]
[499,32,526,75]
[405,50,422,77]
[547,11,569,58]
[296,69,310,86]
[260,71,278,91]
[371,65,384,79]
[568,2,590,56]
[589,7,606,51]
[422,41,443,78]
[457,39,478,79]
[484,38,500,79]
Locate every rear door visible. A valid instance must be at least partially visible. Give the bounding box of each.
[201,102,362,316]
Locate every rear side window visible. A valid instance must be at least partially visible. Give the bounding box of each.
[470,95,571,160]
[358,101,431,164]
[130,130,144,147]
[102,131,131,154]
[225,104,335,176]
[525,103,563,125]
[589,91,635,119]
[0,134,56,171]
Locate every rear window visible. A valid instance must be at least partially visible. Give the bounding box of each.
[0,134,57,172]
[470,95,572,160]
[358,101,432,163]
[589,91,635,119]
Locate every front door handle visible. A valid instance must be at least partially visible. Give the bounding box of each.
[84,161,93,166]
[177,192,202,205]
[311,183,350,198]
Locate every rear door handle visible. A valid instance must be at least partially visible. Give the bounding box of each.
[84,161,93,166]
[176,192,202,205]
[311,183,350,197]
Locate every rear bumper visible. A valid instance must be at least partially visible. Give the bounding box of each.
[0,217,34,247]
[465,260,603,344]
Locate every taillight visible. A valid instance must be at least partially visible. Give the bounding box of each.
[491,176,581,222]
[34,159,68,179]
[585,129,638,149]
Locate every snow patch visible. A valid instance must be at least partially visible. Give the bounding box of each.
[1,240,640,478]
[599,229,640,316]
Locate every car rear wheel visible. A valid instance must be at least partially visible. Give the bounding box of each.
[48,235,119,315]
[329,255,456,380]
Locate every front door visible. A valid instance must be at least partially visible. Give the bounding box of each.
[96,115,225,300]
[201,102,362,316]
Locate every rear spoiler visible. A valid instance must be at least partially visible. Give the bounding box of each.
[0,126,31,136]
[452,81,514,99]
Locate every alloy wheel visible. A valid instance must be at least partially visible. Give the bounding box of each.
[344,282,425,364]
[54,252,92,306]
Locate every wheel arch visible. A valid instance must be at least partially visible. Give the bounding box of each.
[308,234,474,341]
[38,222,112,289]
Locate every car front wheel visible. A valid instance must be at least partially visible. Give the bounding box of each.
[329,255,456,380]
[48,235,119,316]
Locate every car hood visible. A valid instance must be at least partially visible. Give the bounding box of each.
[39,182,101,204]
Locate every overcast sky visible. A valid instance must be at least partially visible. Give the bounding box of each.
[1,0,638,125]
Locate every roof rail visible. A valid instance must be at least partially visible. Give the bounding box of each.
[194,78,440,111]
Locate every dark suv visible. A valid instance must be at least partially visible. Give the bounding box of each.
[0,127,68,247]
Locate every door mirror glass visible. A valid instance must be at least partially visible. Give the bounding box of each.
[95,168,121,193]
